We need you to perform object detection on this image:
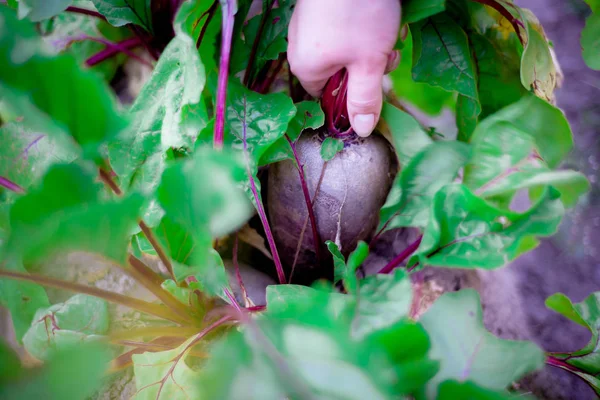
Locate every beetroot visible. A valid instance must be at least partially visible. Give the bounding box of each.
[267,69,396,282]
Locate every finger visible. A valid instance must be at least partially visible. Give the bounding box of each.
[384,50,400,74]
[346,60,386,137]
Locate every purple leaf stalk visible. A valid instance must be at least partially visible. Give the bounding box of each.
[0,176,24,194]
[379,235,423,274]
[285,134,322,264]
[213,0,238,150]
[240,96,286,284]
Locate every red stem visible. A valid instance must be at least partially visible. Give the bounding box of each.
[196,0,218,49]
[379,235,423,274]
[240,95,286,284]
[285,134,322,264]
[213,0,237,150]
[0,176,24,194]
[82,36,153,67]
[65,6,107,21]
[232,235,250,305]
[85,37,145,67]
[321,69,353,137]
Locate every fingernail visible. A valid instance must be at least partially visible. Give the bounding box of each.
[353,114,375,137]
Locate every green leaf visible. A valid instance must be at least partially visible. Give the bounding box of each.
[468,30,526,120]
[3,164,144,264]
[23,294,109,361]
[412,14,481,123]
[0,341,112,400]
[437,380,525,399]
[0,259,50,342]
[40,8,129,81]
[132,335,203,400]
[258,100,324,166]
[16,0,73,21]
[520,20,557,102]
[388,29,454,116]
[581,12,600,70]
[546,292,600,394]
[379,141,470,232]
[0,7,127,163]
[402,0,446,24]
[464,94,587,208]
[420,289,544,397]
[108,0,208,227]
[381,102,432,165]
[320,137,344,162]
[233,0,295,79]
[91,0,152,32]
[326,240,347,285]
[352,269,411,339]
[0,338,22,383]
[585,0,600,13]
[411,184,564,269]
[0,122,77,193]
[219,79,296,164]
[156,147,253,292]
[202,285,402,399]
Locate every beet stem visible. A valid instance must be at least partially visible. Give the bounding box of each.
[85,37,148,67]
[65,6,107,21]
[378,235,423,274]
[98,167,177,281]
[239,95,286,284]
[232,235,251,306]
[213,0,237,150]
[0,176,24,194]
[285,134,323,264]
[469,0,524,42]
[196,0,218,49]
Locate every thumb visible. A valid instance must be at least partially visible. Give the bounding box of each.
[346,60,386,137]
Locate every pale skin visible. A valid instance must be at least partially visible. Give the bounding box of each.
[287,0,401,137]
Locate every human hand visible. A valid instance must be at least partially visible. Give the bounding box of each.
[287,0,401,137]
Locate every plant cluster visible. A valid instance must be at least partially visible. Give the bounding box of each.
[0,0,599,399]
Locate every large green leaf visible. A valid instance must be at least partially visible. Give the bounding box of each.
[412,14,481,131]
[464,94,587,208]
[582,12,600,70]
[2,164,144,265]
[402,0,446,24]
[352,269,412,339]
[0,341,112,400]
[258,101,324,166]
[201,283,433,398]
[16,0,72,22]
[420,290,544,397]
[379,141,470,232]
[132,335,203,400]
[468,30,526,120]
[381,101,432,165]
[0,122,77,194]
[0,6,127,163]
[108,0,208,227]
[23,294,109,361]
[546,292,600,395]
[411,184,564,269]
[91,0,152,32]
[388,28,455,116]
[156,148,253,294]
